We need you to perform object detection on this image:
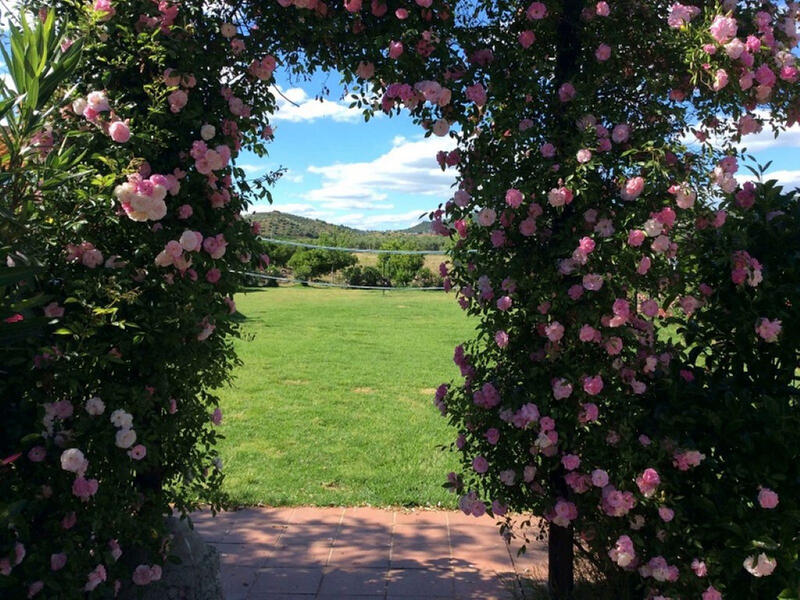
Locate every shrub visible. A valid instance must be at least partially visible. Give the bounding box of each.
[411,267,443,288]
[377,240,425,286]
[287,248,356,281]
[343,265,390,288]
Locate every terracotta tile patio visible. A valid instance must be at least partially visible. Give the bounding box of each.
[191,506,548,600]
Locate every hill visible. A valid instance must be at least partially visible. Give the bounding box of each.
[251,211,443,250]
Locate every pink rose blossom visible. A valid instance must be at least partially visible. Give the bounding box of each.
[108,120,131,143]
[583,375,604,396]
[758,487,779,509]
[755,318,781,342]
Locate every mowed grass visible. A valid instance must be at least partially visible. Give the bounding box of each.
[216,286,477,508]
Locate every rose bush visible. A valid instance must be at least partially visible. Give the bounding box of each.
[0,2,275,596]
[427,2,800,599]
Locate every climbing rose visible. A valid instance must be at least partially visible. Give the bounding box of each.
[743,553,777,577]
[108,120,130,143]
[755,318,781,342]
[609,535,636,567]
[758,488,779,509]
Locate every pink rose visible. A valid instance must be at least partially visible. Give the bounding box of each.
[51,553,67,571]
[595,44,611,61]
[44,302,64,318]
[702,586,723,600]
[505,188,524,208]
[591,469,608,487]
[472,455,489,474]
[526,2,547,19]
[388,40,404,59]
[758,487,779,509]
[755,318,781,342]
[620,176,644,201]
[583,375,604,396]
[710,15,738,44]
[519,30,536,48]
[108,120,131,143]
[72,476,99,501]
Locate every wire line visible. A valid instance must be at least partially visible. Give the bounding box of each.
[242,271,445,291]
[258,236,449,256]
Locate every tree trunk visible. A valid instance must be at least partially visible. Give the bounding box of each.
[548,2,585,597]
[548,468,575,599]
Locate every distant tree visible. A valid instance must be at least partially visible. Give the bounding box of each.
[343,265,390,288]
[261,240,297,267]
[377,239,425,286]
[287,247,356,281]
[411,267,443,288]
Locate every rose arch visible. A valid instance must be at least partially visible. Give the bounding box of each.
[1,0,799,599]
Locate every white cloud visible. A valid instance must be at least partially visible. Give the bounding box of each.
[761,169,800,190]
[236,163,265,174]
[736,123,800,153]
[270,86,363,123]
[683,111,800,154]
[333,209,432,230]
[250,202,335,221]
[284,171,304,184]
[303,135,457,209]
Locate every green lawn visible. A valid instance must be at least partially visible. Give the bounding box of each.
[216,286,477,508]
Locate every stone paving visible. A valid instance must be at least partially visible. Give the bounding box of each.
[191,506,548,600]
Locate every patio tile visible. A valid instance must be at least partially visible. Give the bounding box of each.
[328,541,392,568]
[386,567,454,597]
[391,524,451,569]
[247,567,324,596]
[394,509,448,527]
[453,568,517,600]
[448,524,514,572]
[318,567,388,596]
[289,506,345,525]
[193,507,548,599]
[213,542,274,568]
[219,565,258,600]
[343,506,396,525]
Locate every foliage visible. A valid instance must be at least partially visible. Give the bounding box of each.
[377,239,426,286]
[0,3,267,596]
[411,267,444,288]
[260,240,298,267]
[343,264,390,287]
[287,247,357,281]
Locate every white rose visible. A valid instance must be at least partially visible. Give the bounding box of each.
[115,428,137,449]
[72,97,88,115]
[220,23,237,38]
[85,397,105,416]
[60,448,88,474]
[110,409,133,429]
[643,218,663,237]
[744,553,777,577]
[200,124,216,141]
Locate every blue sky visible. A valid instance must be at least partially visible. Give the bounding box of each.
[237,69,457,231]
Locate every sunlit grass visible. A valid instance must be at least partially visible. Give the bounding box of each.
[216,286,477,507]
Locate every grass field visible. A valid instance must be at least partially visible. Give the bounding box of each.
[216,286,477,508]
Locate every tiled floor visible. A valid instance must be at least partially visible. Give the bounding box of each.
[191,506,548,600]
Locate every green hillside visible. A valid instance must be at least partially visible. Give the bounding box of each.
[251,211,444,250]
